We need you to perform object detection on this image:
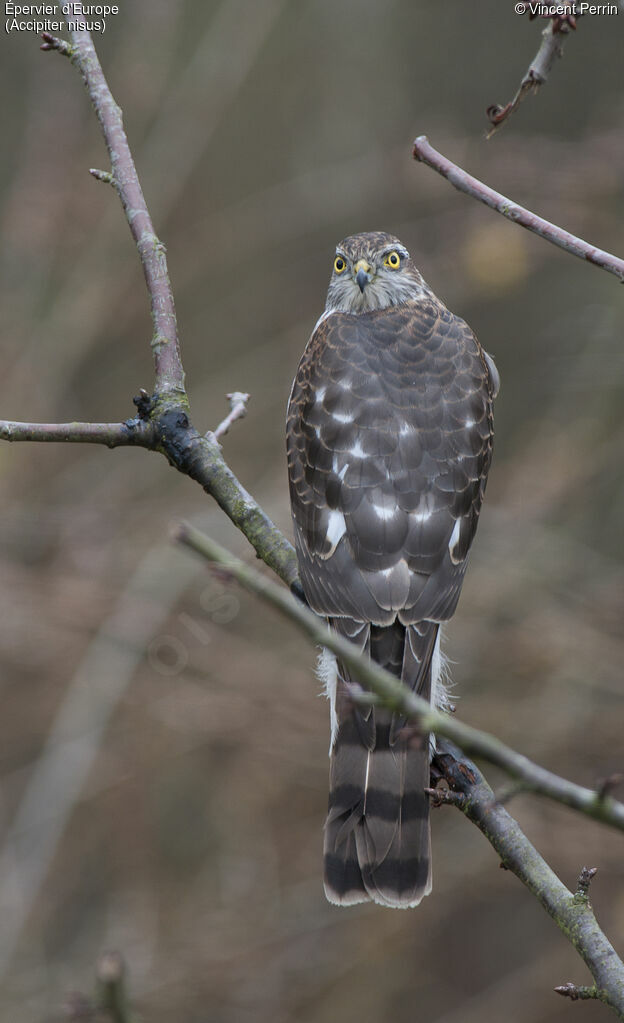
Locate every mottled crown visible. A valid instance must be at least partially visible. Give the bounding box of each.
[336,231,408,263]
[325,231,430,315]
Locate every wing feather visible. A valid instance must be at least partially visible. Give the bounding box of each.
[286,298,496,625]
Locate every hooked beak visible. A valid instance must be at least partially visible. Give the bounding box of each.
[354,259,371,293]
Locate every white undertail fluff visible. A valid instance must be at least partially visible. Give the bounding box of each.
[317,625,452,757]
[317,644,339,754]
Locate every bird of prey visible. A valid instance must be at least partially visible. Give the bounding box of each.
[286,232,499,909]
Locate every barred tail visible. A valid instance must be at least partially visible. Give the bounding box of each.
[322,619,439,908]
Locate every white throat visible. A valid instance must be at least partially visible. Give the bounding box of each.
[326,274,430,315]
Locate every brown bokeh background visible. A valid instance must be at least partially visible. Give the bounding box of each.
[1,2,623,1020]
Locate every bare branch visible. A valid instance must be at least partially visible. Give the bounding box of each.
[0,419,153,447]
[0,412,298,588]
[42,28,185,397]
[31,28,298,588]
[437,749,624,1019]
[60,950,136,1022]
[174,523,624,835]
[412,136,624,282]
[0,37,287,594]
[175,523,624,1016]
[136,414,295,589]
[486,13,576,136]
[210,391,251,442]
[95,951,133,1023]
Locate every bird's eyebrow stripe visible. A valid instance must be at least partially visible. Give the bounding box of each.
[381,246,409,259]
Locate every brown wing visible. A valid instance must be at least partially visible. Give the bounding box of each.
[286,297,496,626]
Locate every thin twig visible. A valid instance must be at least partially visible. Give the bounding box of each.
[555,982,599,1002]
[60,951,136,1022]
[42,28,185,397]
[210,391,250,442]
[174,523,624,835]
[413,135,624,282]
[575,866,599,902]
[486,13,576,136]
[424,785,466,809]
[437,746,624,1019]
[39,32,72,55]
[95,951,134,1023]
[0,419,153,447]
[89,167,114,186]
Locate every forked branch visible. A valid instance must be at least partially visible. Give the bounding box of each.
[175,523,624,837]
[176,523,624,1018]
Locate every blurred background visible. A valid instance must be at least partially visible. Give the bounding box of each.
[1,1,623,1020]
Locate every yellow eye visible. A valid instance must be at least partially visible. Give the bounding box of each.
[384,251,401,269]
[334,256,347,274]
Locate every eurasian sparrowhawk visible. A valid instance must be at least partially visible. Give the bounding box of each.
[287,232,499,907]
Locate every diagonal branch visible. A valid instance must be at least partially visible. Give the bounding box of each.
[160,414,299,589]
[174,522,624,835]
[413,135,624,282]
[437,745,624,1019]
[41,28,184,397]
[30,29,299,591]
[176,523,624,1016]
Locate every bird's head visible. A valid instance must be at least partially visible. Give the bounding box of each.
[324,231,428,314]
